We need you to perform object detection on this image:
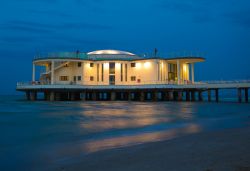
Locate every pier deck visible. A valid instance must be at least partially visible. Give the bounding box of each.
[16,81,250,102]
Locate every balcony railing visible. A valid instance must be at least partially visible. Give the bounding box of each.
[34,52,88,60]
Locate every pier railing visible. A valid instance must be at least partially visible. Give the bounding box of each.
[16,80,250,87]
[17,80,179,86]
[202,80,250,84]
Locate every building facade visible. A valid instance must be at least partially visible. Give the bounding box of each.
[33,49,204,86]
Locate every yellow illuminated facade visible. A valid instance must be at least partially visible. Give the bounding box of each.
[32,50,205,85]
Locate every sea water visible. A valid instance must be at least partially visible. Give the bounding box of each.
[0,95,249,170]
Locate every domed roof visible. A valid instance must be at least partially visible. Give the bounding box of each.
[87,49,135,56]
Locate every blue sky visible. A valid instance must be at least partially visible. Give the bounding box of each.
[0,0,250,94]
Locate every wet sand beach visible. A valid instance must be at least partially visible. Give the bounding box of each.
[62,127,250,171]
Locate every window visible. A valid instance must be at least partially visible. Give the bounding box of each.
[109,62,115,74]
[97,64,99,82]
[90,76,94,81]
[101,64,104,82]
[131,63,136,67]
[131,76,136,81]
[125,64,127,81]
[60,76,68,81]
[74,76,76,82]
[168,63,177,81]
[109,75,115,85]
[90,63,94,67]
[158,62,160,81]
[78,62,82,67]
[78,76,81,81]
[121,63,123,82]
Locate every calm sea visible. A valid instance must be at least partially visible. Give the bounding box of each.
[0,95,249,170]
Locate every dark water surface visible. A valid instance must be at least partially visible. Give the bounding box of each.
[0,96,249,170]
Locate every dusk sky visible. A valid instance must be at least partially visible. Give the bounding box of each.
[0,0,250,94]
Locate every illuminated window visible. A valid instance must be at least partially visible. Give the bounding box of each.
[60,76,68,81]
[109,62,115,74]
[90,63,94,67]
[131,63,136,67]
[101,64,104,81]
[131,76,136,81]
[97,64,99,82]
[168,63,177,81]
[121,64,123,82]
[125,64,128,81]
[90,76,94,81]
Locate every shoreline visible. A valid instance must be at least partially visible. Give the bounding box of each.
[58,126,250,171]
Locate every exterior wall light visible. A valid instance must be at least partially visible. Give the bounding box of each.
[183,64,187,72]
[104,63,109,69]
[136,63,142,69]
[144,62,151,68]
[115,63,121,69]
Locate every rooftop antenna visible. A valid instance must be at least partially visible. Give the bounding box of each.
[154,48,158,57]
[76,49,80,58]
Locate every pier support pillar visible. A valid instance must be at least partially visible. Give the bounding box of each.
[120,92,125,100]
[245,88,248,103]
[70,92,76,101]
[26,91,31,101]
[92,92,97,101]
[111,92,116,101]
[208,90,211,102]
[186,91,190,101]
[163,91,169,101]
[169,91,174,101]
[215,89,219,102]
[140,91,145,102]
[178,91,182,101]
[44,92,49,101]
[198,91,203,101]
[128,92,132,101]
[55,92,61,101]
[238,88,242,103]
[153,91,158,101]
[81,92,86,101]
[49,92,55,101]
[191,91,196,101]
[30,92,37,101]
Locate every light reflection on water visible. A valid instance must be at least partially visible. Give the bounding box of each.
[83,124,201,153]
[0,96,250,170]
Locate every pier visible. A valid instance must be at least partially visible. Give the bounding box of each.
[17,81,250,103]
[16,50,250,103]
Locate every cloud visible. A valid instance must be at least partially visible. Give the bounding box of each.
[0,20,113,35]
[27,9,73,18]
[156,0,250,26]
[224,9,250,28]
[156,0,216,24]
[0,36,36,43]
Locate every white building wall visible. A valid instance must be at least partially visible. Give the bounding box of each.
[43,59,193,85]
[54,62,84,84]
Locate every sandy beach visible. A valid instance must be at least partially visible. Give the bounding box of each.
[59,127,250,171]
